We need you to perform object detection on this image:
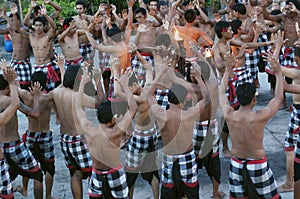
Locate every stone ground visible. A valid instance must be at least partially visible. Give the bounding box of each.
[12,66,294,199]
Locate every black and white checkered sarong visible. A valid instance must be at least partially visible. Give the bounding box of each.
[161,149,198,186]
[233,66,253,86]
[193,120,210,156]
[88,164,129,198]
[10,58,32,85]
[131,54,155,86]
[79,43,94,61]
[125,124,158,168]
[155,89,170,110]
[60,134,92,172]
[230,156,280,198]
[0,159,13,198]
[285,104,300,152]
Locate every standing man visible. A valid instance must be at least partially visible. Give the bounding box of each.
[52,63,104,199]
[148,66,210,199]
[73,0,94,64]
[219,52,283,198]
[0,4,32,91]
[73,68,137,199]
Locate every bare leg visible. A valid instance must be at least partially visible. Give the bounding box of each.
[46,172,57,199]
[294,180,300,199]
[71,170,83,199]
[13,177,29,197]
[34,179,43,199]
[151,176,159,199]
[221,132,232,158]
[212,177,225,199]
[278,151,294,192]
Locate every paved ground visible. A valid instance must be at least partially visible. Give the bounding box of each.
[11,65,295,199]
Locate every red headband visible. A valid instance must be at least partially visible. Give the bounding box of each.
[63,25,69,30]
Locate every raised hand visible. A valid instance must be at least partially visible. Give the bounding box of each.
[29,82,41,98]
[92,67,101,83]
[3,68,17,83]
[128,43,137,54]
[44,0,50,4]
[10,3,18,15]
[127,0,136,8]
[40,6,47,16]
[0,59,8,70]
[116,68,132,87]
[31,0,37,8]
[264,52,281,73]
[81,65,92,86]
[273,30,287,47]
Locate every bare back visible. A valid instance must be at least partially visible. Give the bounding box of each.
[0,96,19,143]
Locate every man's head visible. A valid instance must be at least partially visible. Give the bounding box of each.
[97,101,114,124]
[231,19,242,35]
[75,0,86,15]
[158,1,169,16]
[34,5,42,17]
[286,0,300,15]
[231,3,247,17]
[63,64,82,90]
[168,84,187,105]
[236,83,256,106]
[148,0,158,11]
[134,8,147,22]
[63,17,76,33]
[31,71,47,91]
[33,16,47,33]
[107,27,122,43]
[184,9,196,23]
[215,21,232,39]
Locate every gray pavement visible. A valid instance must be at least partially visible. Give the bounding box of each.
[12,69,295,199]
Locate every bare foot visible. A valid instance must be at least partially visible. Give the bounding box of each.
[222,149,232,158]
[13,185,27,197]
[212,191,225,199]
[278,183,294,193]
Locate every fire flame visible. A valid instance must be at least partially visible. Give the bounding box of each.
[174,27,183,41]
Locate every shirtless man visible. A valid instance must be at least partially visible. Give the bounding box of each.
[0,68,19,199]
[84,0,135,102]
[148,66,210,198]
[113,49,164,199]
[132,7,162,84]
[52,63,104,199]
[20,7,60,92]
[17,70,60,199]
[219,52,283,198]
[73,0,94,63]
[175,9,214,58]
[73,67,137,198]
[58,18,85,68]
[0,67,44,198]
[0,4,32,90]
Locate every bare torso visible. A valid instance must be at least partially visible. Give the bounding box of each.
[0,96,19,143]
[73,15,93,45]
[30,33,53,65]
[60,32,81,61]
[283,16,300,46]
[9,27,31,60]
[227,109,266,159]
[27,93,54,132]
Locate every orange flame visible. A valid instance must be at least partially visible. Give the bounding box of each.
[174,27,183,41]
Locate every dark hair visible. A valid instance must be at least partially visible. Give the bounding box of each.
[184,9,196,23]
[183,0,192,6]
[231,19,242,35]
[107,27,122,42]
[168,84,187,104]
[134,7,147,16]
[270,9,282,16]
[231,3,246,15]
[63,64,82,90]
[287,0,300,11]
[34,5,41,16]
[8,13,20,20]
[33,16,47,26]
[236,82,256,106]
[0,75,9,90]
[294,47,300,58]
[196,60,210,81]
[63,17,74,28]
[158,1,168,9]
[154,33,171,46]
[76,0,86,8]
[31,71,47,91]
[97,101,113,124]
[194,7,208,16]
[215,21,230,39]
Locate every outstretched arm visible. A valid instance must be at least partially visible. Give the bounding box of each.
[41,7,57,40]
[124,0,135,44]
[44,0,62,20]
